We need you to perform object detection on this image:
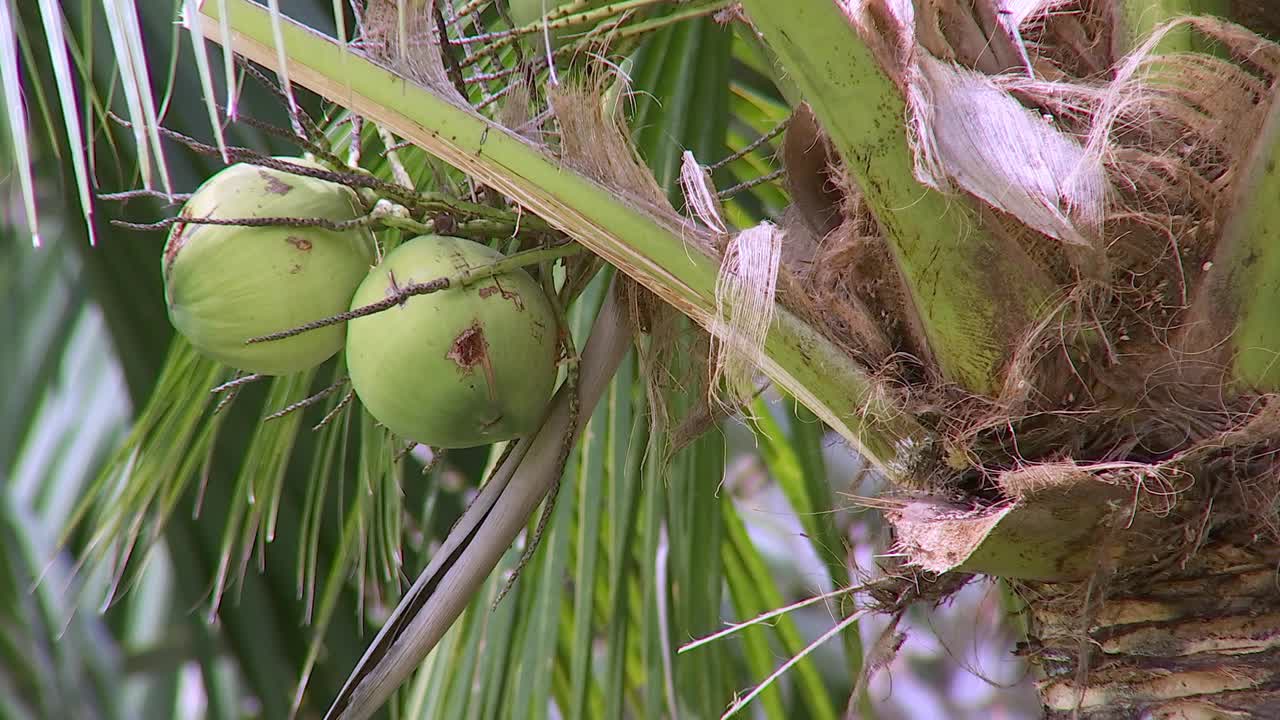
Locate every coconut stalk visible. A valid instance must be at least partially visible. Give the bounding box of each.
[1184,82,1280,390]
[194,0,937,480]
[740,0,1058,393]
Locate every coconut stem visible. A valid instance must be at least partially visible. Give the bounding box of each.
[234,51,324,141]
[214,105,347,171]
[209,372,265,394]
[716,167,786,200]
[107,112,418,208]
[246,242,584,346]
[121,207,538,245]
[211,372,262,415]
[116,214,377,233]
[265,376,348,421]
[708,115,791,172]
[312,389,354,432]
[393,442,417,464]
[454,0,664,69]
[98,189,191,203]
[444,0,488,28]
[417,447,446,477]
[111,111,552,231]
[378,213,537,243]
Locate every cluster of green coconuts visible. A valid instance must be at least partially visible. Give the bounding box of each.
[162,159,561,448]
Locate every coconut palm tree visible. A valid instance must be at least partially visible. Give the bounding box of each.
[7,1,1280,719]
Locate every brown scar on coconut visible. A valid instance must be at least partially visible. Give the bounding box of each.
[259,169,295,195]
[164,204,219,273]
[344,235,559,449]
[164,224,187,271]
[447,322,499,403]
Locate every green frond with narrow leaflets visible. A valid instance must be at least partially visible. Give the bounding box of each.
[9,2,380,715]
[1,0,40,246]
[0,240,132,720]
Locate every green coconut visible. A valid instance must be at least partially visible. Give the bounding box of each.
[162,159,376,375]
[345,235,561,448]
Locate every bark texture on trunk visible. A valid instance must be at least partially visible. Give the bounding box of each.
[1022,539,1280,719]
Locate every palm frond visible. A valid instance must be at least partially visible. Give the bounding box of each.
[100,0,173,195]
[36,0,95,244]
[1,232,159,720]
[0,0,40,246]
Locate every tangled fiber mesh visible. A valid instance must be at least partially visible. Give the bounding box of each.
[357,0,468,104]
[781,12,1278,467]
[756,8,1280,651]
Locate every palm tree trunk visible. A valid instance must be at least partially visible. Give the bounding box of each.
[1024,535,1280,718]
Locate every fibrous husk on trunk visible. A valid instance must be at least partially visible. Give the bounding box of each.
[756,3,1280,716]
[776,9,1280,480]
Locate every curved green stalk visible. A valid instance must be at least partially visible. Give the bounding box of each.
[739,0,1055,393]
[1188,84,1280,389]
